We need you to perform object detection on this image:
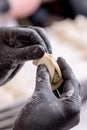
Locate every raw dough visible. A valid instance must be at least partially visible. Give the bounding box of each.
[33,53,63,90]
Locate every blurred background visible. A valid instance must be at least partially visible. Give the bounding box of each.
[0,0,87,129]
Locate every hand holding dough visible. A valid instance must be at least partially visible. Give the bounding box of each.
[33,53,63,90]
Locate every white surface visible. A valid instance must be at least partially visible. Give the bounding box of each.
[47,32,87,82]
[72,102,87,130]
[0,61,36,105]
[0,14,17,27]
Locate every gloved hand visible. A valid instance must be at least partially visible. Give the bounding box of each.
[0,0,10,13]
[13,57,83,130]
[0,26,52,86]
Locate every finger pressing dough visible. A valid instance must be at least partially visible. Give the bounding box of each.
[33,53,63,90]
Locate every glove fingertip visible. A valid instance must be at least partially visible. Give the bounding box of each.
[57,57,65,70]
[36,65,50,83]
[37,65,48,77]
[57,56,65,64]
[35,65,51,91]
[32,45,45,59]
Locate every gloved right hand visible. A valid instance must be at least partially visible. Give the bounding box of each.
[13,57,83,130]
[0,26,52,86]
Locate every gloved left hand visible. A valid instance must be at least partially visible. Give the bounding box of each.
[0,26,52,86]
[13,57,83,130]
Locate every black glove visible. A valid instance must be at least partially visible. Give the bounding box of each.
[0,26,52,86]
[0,0,10,13]
[13,57,83,130]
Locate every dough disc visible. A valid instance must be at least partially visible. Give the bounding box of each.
[33,53,63,90]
